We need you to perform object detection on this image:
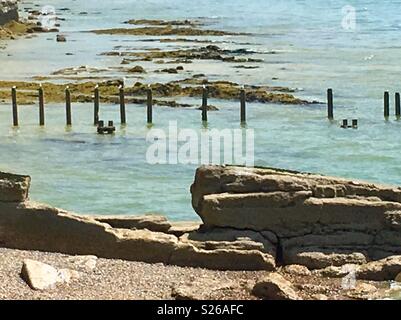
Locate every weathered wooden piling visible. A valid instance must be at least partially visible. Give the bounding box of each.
[94,85,99,125]
[352,119,358,128]
[240,87,246,123]
[202,85,208,122]
[11,86,18,127]
[384,91,390,118]
[147,86,153,124]
[327,88,334,119]
[65,86,72,126]
[396,92,400,118]
[119,85,126,125]
[38,85,45,126]
[341,119,348,128]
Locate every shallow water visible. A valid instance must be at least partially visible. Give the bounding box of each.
[1,0,401,221]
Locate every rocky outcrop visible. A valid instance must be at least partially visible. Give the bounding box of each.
[191,165,401,270]
[0,170,275,271]
[0,1,18,26]
[4,166,401,282]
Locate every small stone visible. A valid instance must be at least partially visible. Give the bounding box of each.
[282,264,311,276]
[252,273,300,300]
[68,255,98,272]
[56,34,66,42]
[21,259,60,291]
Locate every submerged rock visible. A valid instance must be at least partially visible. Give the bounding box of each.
[91,26,242,37]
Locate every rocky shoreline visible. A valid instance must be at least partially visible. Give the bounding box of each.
[1,166,401,299]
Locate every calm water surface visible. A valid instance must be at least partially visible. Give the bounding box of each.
[1,0,401,220]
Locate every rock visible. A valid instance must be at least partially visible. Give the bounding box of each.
[0,171,31,202]
[282,264,311,276]
[252,273,300,300]
[190,165,401,265]
[67,255,98,272]
[56,34,66,42]
[0,201,179,264]
[57,268,80,283]
[93,214,172,233]
[284,250,367,270]
[172,286,201,300]
[128,66,146,73]
[346,283,378,300]
[315,264,358,278]
[171,277,237,300]
[357,256,401,281]
[167,221,201,237]
[170,228,276,271]
[311,294,328,300]
[20,259,77,290]
[0,1,19,26]
[395,272,401,282]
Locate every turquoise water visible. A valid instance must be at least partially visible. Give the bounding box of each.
[1,0,401,220]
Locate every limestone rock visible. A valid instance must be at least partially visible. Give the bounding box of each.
[0,171,31,202]
[282,264,311,276]
[395,272,401,282]
[284,249,367,270]
[93,214,171,233]
[0,202,179,264]
[167,221,201,237]
[20,259,77,290]
[170,228,276,270]
[252,273,300,300]
[315,264,359,278]
[357,256,401,281]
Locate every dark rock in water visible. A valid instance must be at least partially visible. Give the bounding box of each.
[56,34,67,42]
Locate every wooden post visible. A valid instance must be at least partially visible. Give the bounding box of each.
[94,85,99,125]
[240,87,246,123]
[147,86,153,124]
[65,86,72,126]
[11,86,18,127]
[341,119,348,128]
[38,85,45,126]
[384,91,390,118]
[119,85,126,125]
[327,88,334,119]
[202,85,208,122]
[396,92,400,119]
[352,119,358,128]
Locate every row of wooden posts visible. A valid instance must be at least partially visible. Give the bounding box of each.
[327,88,401,120]
[9,86,398,128]
[9,85,247,127]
